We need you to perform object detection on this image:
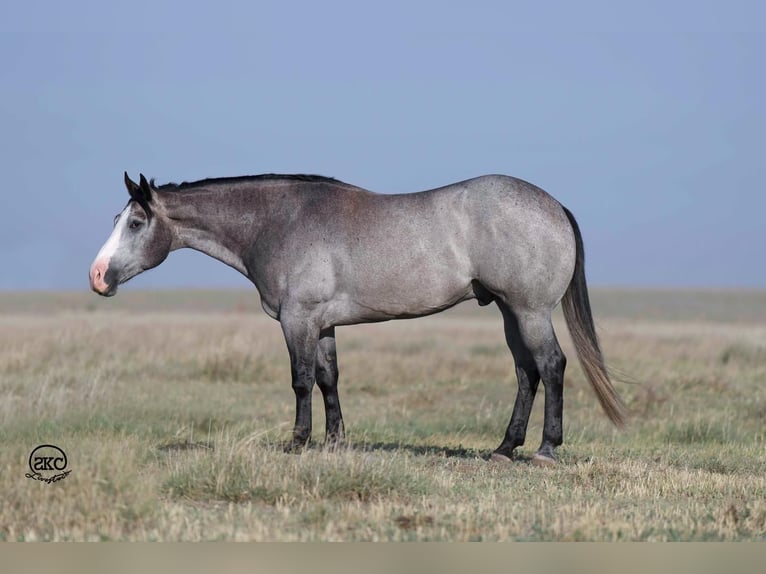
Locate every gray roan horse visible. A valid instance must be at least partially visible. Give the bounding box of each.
[90,172,625,465]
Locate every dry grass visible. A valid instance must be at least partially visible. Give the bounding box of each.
[0,289,764,541]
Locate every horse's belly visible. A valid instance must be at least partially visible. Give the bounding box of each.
[324,260,473,325]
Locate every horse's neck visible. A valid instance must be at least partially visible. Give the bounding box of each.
[161,190,256,276]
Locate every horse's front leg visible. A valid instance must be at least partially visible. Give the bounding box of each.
[280,313,321,452]
[315,327,345,447]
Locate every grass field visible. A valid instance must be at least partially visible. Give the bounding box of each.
[1,289,764,541]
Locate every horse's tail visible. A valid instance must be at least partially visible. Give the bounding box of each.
[561,206,626,428]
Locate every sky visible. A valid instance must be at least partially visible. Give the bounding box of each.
[0,1,763,290]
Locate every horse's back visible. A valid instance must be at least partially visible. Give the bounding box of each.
[359,175,576,310]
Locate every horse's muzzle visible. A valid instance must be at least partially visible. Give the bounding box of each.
[89,259,116,296]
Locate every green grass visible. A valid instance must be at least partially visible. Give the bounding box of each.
[0,289,764,541]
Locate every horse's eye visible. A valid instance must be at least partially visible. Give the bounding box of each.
[128,220,143,230]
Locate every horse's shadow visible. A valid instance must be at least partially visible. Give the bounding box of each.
[155,437,537,464]
[303,440,536,464]
[350,441,485,459]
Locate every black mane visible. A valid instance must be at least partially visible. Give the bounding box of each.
[153,173,344,191]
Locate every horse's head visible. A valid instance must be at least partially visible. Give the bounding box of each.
[89,173,174,296]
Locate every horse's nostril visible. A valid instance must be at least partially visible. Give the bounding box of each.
[90,262,108,292]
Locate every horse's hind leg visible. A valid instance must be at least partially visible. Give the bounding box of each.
[315,327,345,446]
[493,305,567,465]
[491,302,541,461]
[519,310,567,465]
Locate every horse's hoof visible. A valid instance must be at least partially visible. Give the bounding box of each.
[531,452,557,467]
[489,451,513,463]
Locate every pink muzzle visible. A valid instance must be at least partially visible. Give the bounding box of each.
[89,259,110,294]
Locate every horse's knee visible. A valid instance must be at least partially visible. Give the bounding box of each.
[291,376,314,398]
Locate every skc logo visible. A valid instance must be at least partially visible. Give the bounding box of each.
[26,444,71,484]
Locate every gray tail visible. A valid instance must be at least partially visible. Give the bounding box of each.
[561,206,626,428]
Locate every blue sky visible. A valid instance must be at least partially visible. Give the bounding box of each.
[1,1,763,289]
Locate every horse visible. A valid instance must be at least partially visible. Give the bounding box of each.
[89,172,625,465]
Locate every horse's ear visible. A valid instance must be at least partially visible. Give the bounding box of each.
[138,173,154,203]
[124,171,141,198]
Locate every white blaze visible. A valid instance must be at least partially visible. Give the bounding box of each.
[94,206,130,264]
[90,206,131,293]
